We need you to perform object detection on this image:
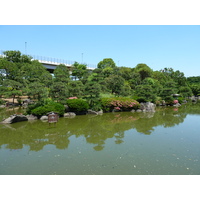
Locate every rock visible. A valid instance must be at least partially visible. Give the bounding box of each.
[1,114,28,124]
[97,110,103,115]
[26,114,38,120]
[87,109,103,115]
[136,109,142,112]
[64,112,76,118]
[140,102,156,112]
[40,115,48,120]
[173,103,181,107]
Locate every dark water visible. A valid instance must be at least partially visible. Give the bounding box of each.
[0,106,200,175]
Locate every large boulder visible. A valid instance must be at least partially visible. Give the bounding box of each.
[140,102,156,112]
[1,114,28,124]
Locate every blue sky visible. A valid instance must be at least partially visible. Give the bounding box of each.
[0,25,200,77]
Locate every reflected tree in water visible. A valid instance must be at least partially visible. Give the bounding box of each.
[0,107,193,151]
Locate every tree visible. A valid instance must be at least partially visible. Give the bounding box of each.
[97,58,116,69]
[118,67,133,81]
[161,68,187,86]
[3,50,32,63]
[84,81,101,110]
[26,82,49,102]
[135,85,156,102]
[21,60,52,85]
[134,63,153,81]
[189,84,200,96]
[50,64,70,104]
[54,64,70,83]
[72,62,87,80]
[2,79,22,104]
[178,86,193,98]
[142,77,163,96]
[68,80,85,98]
[152,70,168,85]
[120,82,132,97]
[105,75,126,96]
[50,81,69,104]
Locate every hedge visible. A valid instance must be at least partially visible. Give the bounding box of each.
[101,97,140,112]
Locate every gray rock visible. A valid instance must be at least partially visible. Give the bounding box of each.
[87,109,103,115]
[140,102,156,112]
[173,103,181,107]
[1,114,28,124]
[97,110,103,115]
[64,112,76,118]
[26,114,38,120]
[40,115,48,120]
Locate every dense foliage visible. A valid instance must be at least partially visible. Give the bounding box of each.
[28,101,65,117]
[66,99,89,113]
[1,50,200,114]
[101,97,140,112]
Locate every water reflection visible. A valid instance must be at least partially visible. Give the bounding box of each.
[0,106,197,151]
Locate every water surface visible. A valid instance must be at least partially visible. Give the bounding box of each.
[0,106,200,175]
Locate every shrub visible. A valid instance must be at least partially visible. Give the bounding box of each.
[66,99,89,113]
[0,99,6,105]
[164,96,174,105]
[26,102,43,114]
[177,97,184,104]
[31,101,65,117]
[101,97,140,112]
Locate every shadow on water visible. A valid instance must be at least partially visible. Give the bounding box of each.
[0,106,194,152]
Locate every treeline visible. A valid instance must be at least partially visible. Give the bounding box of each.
[0,50,200,109]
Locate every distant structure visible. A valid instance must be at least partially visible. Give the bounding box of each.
[0,51,97,73]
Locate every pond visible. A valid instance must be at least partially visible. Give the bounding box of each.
[0,106,200,175]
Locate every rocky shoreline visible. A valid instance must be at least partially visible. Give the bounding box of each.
[0,102,157,124]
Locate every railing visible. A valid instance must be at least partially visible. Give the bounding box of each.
[0,50,97,69]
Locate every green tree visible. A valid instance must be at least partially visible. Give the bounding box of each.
[2,79,22,104]
[26,82,49,102]
[68,80,85,98]
[178,86,193,98]
[54,64,70,83]
[50,81,69,104]
[21,60,52,85]
[135,85,156,102]
[142,77,163,96]
[105,75,126,96]
[97,58,116,69]
[189,84,200,96]
[84,81,101,110]
[118,67,133,81]
[152,70,168,85]
[72,62,87,80]
[120,82,132,97]
[134,63,153,81]
[97,58,117,78]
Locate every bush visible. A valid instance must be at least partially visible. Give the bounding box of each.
[26,102,43,114]
[101,97,140,112]
[164,96,174,105]
[30,101,65,117]
[66,99,89,114]
[0,99,6,105]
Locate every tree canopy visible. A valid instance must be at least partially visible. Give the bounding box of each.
[0,50,198,107]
